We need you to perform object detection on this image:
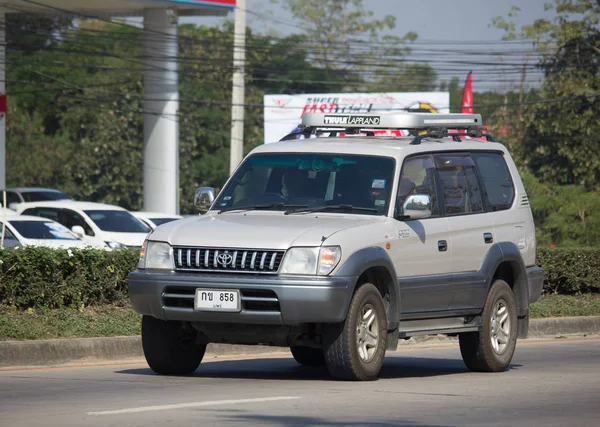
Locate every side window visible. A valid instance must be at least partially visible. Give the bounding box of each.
[6,192,21,206]
[397,155,439,216]
[434,154,484,215]
[62,209,95,236]
[471,152,515,211]
[0,223,18,240]
[22,207,61,222]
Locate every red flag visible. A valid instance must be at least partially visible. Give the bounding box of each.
[461,71,473,113]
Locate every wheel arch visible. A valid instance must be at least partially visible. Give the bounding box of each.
[334,246,400,337]
[481,242,530,338]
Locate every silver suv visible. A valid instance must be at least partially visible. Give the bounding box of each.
[129,112,544,381]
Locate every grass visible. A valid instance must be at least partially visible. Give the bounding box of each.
[1,294,599,341]
[0,305,141,341]
[530,293,600,318]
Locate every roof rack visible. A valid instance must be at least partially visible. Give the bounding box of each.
[279,112,495,143]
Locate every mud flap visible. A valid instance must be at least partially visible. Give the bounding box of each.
[517,311,529,339]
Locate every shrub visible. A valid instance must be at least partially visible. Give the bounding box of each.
[0,247,139,310]
[0,246,598,311]
[537,247,600,294]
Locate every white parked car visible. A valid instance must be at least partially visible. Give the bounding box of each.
[16,201,151,250]
[0,215,91,249]
[132,211,183,230]
[1,187,72,211]
[129,112,544,381]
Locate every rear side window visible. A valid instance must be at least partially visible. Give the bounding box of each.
[471,152,515,211]
[22,208,61,222]
[434,154,484,215]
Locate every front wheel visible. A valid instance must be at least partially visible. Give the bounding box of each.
[141,316,206,375]
[323,283,388,381]
[459,279,518,372]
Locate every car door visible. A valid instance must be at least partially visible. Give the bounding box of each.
[434,152,492,311]
[392,154,453,316]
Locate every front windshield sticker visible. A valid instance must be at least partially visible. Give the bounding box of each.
[375,199,386,206]
[45,223,76,240]
[372,179,386,189]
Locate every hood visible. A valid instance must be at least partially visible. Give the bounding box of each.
[103,232,149,247]
[149,211,380,249]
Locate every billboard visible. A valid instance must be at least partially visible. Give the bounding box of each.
[263,92,450,144]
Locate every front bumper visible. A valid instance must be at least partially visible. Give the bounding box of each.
[526,266,544,304]
[128,270,357,326]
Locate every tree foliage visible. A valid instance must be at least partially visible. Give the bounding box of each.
[520,0,600,188]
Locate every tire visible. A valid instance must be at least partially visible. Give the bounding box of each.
[459,279,518,372]
[323,283,388,381]
[290,346,325,366]
[141,315,206,375]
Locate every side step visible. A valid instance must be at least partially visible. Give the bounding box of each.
[397,315,482,339]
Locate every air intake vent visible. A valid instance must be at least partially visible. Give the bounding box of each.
[519,195,530,207]
[173,247,285,274]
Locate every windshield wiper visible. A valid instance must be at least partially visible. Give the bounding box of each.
[285,204,379,215]
[218,203,308,214]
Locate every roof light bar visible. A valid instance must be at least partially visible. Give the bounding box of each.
[301,112,483,130]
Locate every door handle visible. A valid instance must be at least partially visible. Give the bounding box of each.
[438,240,448,252]
[484,232,493,244]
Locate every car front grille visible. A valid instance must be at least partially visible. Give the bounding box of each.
[162,287,281,312]
[173,247,285,274]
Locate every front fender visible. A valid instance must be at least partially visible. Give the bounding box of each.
[334,246,400,333]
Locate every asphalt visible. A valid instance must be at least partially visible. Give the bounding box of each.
[1,336,599,427]
[1,315,599,369]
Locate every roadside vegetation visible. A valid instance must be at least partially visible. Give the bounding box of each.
[0,246,598,340]
[1,295,599,341]
[1,1,598,340]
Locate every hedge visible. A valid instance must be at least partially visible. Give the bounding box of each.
[0,246,598,310]
[0,247,139,310]
[536,247,600,294]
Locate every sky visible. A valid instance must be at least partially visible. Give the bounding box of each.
[179,0,559,92]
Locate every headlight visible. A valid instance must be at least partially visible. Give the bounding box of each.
[140,241,173,270]
[280,246,341,276]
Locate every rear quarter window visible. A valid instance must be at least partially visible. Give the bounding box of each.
[471,152,515,211]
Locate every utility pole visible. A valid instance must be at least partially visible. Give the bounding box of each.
[230,0,246,175]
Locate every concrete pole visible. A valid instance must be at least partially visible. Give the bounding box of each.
[143,8,179,214]
[229,0,246,174]
[0,13,5,192]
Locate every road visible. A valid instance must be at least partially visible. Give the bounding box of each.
[1,336,599,427]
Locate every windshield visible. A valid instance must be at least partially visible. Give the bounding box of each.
[85,210,151,233]
[214,153,396,215]
[9,220,79,240]
[21,191,71,202]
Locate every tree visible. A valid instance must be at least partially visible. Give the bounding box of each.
[519,0,600,188]
[275,0,417,79]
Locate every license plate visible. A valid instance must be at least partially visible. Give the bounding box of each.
[194,289,240,312]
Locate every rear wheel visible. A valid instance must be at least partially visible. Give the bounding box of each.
[290,346,325,366]
[323,283,387,381]
[459,279,518,372]
[141,316,206,375]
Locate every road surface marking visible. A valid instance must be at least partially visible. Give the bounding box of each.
[87,396,301,416]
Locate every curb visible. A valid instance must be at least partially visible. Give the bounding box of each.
[1,316,599,369]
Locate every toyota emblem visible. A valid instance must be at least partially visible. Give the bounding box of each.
[217,252,233,267]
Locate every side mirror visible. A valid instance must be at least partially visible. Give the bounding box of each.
[71,225,86,239]
[194,187,216,213]
[401,194,432,220]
